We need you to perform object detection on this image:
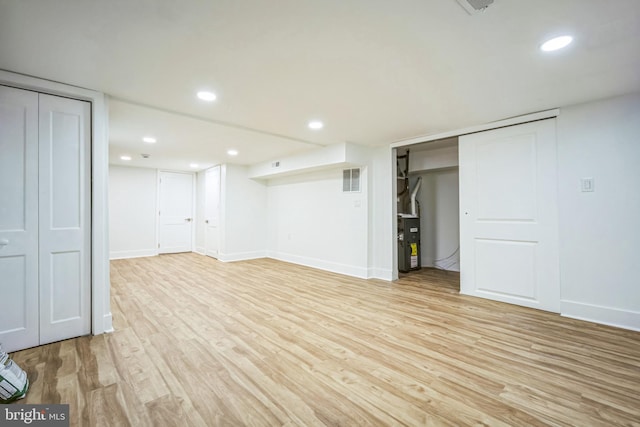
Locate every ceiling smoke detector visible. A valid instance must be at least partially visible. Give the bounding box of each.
[456,0,494,15]
[141,153,151,159]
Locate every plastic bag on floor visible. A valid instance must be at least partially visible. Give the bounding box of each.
[0,344,29,403]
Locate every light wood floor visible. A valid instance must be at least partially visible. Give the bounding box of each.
[9,253,640,426]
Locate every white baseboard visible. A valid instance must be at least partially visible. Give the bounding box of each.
[368,267,393,281]
[103,312,114,334]
[110,249,158,260]
[269,251,368,279]
[194,247,206,255]
[561,300,640,332]
[217,250,267,262]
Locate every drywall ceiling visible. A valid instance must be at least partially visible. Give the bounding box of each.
[1,0,639,170]
[108,99,321,169]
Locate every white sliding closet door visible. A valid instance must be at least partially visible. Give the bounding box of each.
[0,86,40,351]
[459,119,560,312]
[38,94,91,345]
[0,86,91,352]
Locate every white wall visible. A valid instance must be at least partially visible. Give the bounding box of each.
[557,93,640,330]
[267,167,369,278]
[369,146,394,280]
[412,169,460,271]
[194,170,206,254]
[109,166,158,259]
[409,143,458,171]
[219,164,268,261]
[194,148,384,279]
[211,144,385,280]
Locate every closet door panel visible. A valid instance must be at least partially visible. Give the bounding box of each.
[0,85,39,352]
[459,119,560,312]
[50,251,82,321]
[38,93,91,345]
[50,110,81,228]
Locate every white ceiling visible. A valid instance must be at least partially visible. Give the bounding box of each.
[1,0,639,171]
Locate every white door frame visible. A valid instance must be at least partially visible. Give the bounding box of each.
[0,70,112,336]
[204,166,221,258]
[389,109,559,281]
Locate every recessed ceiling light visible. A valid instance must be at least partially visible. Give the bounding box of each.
[540,35,573,52]
[190,163,199,168]
[227,149,238,156]
[197,91,217,102]
[120,155,131,161]
[308,120,324,130]
[142,136,157,143]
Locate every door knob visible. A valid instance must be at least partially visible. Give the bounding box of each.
[185,218,192,222]
[205,220,209,224]
[0,238,8,246]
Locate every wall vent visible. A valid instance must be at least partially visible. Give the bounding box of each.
[343,168,360,193]
[456,0,494,15]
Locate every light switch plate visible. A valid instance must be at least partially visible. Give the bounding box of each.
[581,177,594,192]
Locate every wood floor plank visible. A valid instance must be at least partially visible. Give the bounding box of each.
[7,253,640,426]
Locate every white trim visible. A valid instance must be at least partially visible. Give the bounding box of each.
[561,300,640,332]
[103,313,114,333]
[390,109,560,148]
[0,70,112,336]
[268,251,368,279]
[155,169,160,253]
[191,173,197,252]
[110,249,158,260]
[368,268,393,281]
[218,250,267,262]
[391,147,399,281]
[194,246,206,255]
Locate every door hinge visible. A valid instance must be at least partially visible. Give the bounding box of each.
[158,243,160,248]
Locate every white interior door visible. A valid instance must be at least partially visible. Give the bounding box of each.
[459,119,560,312]
[0,87,91,352]
[158,171,194,254]
[38,93,92,345]
[204,166,220,258]
[0,86,39,352]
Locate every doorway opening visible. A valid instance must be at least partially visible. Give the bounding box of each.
[395,137,460,290]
